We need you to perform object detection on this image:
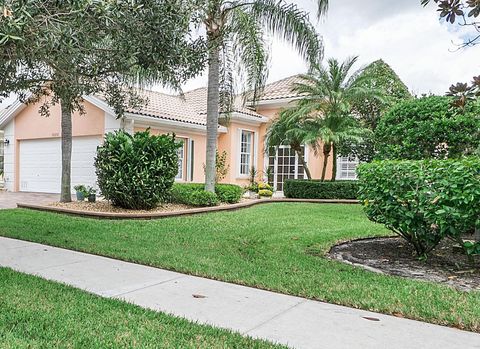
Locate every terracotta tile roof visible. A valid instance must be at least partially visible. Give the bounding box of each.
[119,87,265,126]
[255,75,308,101]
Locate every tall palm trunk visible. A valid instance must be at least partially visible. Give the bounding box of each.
[60,101,72,202]
[293,147,312,180]
[205,39,221,193]
[320,142,331,182]
[331,143,337,181]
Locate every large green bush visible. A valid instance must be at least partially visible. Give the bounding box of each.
[95,130,179,210]
[284,180,359,200]
[375,96,480,160]
[170,183,243,206]
[214,184,244,204]
[358,158,480,257]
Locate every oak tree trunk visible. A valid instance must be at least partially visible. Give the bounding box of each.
[205,38,220,193]
[60,101,72,202]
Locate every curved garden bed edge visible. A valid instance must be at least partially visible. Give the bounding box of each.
[16,198,359,220]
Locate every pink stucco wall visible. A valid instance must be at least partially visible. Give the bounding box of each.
[13,99,105,191]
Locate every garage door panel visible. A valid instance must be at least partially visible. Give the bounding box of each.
[19,137,100,193]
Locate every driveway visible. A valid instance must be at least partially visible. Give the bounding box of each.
[0,191,60,209]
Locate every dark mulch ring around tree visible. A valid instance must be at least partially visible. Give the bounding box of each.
[328,237,480,292]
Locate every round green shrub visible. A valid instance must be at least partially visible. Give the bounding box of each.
[215,184,244,203]
[357,158,480,258]
[189,190,219,207]
[95,130,180,210]
[375,96,480,160]
[258,189,273,197]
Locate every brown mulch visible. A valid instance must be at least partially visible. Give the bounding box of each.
[50,201,194,214]
[329,237,480,292]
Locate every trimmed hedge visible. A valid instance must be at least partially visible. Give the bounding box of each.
[358,158,480,257]
[170,183,243,207]
[284,180,359,200]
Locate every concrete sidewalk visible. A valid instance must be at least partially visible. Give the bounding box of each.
[0,237,478,349]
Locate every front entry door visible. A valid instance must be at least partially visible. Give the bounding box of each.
[268,145,306,192]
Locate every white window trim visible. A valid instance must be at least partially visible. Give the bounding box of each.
[237,128,257,179]
[336,155,359,180]
[175,139,186,182]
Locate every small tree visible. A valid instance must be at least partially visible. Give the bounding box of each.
[286,57,382,181]
[0,0,205,201]
[266,107,317,179]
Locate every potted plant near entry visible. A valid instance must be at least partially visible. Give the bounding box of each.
[73,185,88,201]
[86,186,97,203]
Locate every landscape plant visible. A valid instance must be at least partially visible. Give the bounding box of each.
[357,158,480,258]
[170,183,244,206]
[279,57,382,180]
[203,150,230,183]
[284,180,359,200]
[375,96,480,160]
[95,130,180,210]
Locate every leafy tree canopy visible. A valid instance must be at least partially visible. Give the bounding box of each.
[422,0,480,47]
[351,59,412,129]
[0,0,206,113]
[375,95,480,160]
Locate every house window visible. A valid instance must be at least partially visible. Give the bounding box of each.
[239,130,253,176]
[176,139,185,180]
[336,156,359,180]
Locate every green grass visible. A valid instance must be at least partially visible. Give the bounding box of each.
[1,204,479,332]
[0,268,284,348]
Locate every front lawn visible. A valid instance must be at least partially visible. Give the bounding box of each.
[1,204,479,332]
[0,268,283,348]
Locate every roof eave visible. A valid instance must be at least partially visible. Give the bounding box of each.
[125,113,227,134]
[248,96,300,108]
[219,111,268,125]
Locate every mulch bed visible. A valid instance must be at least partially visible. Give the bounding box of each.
[50,201,195,214]
[329,237,480,292]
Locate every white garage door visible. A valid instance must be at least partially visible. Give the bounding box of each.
[19,136,101,193]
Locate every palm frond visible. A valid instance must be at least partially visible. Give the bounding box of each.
[229,6,269,104]
[250,0,323,67]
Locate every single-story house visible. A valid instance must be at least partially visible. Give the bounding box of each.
[0,75,359,194]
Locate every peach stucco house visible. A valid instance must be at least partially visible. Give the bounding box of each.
[0,75,358,194]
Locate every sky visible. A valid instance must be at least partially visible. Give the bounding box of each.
[1,0,478,109]
[178,0,480,96]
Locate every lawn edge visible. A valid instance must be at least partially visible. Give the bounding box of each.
[16,198,359,220]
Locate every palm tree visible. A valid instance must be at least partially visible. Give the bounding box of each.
[198,0,328,192]
[266,107,319,180]
[289,57,382,181]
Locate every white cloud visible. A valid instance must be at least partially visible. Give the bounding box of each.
[180,0,480,95]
